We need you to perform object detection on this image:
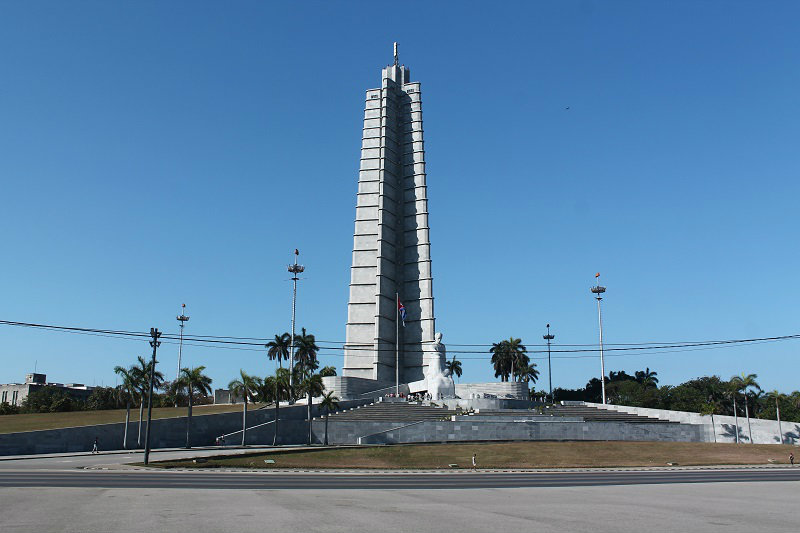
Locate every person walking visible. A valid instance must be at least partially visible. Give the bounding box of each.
[472,453,477,470]
[790,452,794,466]
[91,437,99,454]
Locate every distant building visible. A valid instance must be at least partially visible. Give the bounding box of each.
[0,373,95,406]
[213,388,243,405]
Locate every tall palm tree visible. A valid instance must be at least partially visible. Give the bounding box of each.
[490,341,511,382]
[444,357,462,382]
[175,366,213,449]
[294,328,319,376]
[319,391,339,445]
[490,337,528,382]
[271,367,291,446]
[300,374,324,444]
[130,356,164,448]
[765,390,786,444]
[731,373,760,444]
[228,370,258,446]
[113,366,137,449]
[266,333,291,369]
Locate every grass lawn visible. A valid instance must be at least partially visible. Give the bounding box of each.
[150,441,800,470]
[0,404,266,434]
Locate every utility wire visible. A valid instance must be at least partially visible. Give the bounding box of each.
[1,319,798,361]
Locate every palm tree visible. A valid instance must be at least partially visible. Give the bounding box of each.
[444,357,462,382]
[319,391,340,445]
[113,365,137,449]
[765,390,787,444]
[294,328,319,376]
[175,366,213,449]
[490,338,528,382]
[130,356,164,448]
[300,374,324,444]
[517,362,539,384]
[271,367,291,446]
[228,370,258,446]
[490,341,511,382]
[731,373,760,444]
[266,333,291,369]
[635,368,659,388]
[319,366,337,377]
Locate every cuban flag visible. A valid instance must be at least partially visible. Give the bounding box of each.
[398,300,407,327]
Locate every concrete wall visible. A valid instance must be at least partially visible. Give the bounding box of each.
[455,382,528,400]
[322,376,402,400]
[357,419,705,445]
[588,403,800,445]
[0,400,371,456]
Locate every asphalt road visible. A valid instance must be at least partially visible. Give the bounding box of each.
[2,468,799,489]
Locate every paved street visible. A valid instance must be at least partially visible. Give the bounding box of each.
[1,451,798,532]
[2,468,800,489]
[2,481,798,533]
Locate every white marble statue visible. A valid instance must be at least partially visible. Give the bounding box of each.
[424,332,455,400]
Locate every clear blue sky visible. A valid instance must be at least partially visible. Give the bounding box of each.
[1,1,798,393]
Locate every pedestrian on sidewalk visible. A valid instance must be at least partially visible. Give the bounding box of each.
[91,437,99,454]
[790,452,794,466]
[472,453,477,470]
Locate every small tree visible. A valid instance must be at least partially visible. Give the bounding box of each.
[228,370,258,446]
[319,366,337,377]
[319,391,340,445]
[113,366,137,449]
[444,357,462,382]
[131,355,164,448]
[175,366,213,448]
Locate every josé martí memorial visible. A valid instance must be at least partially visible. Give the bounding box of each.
[1,47,796,456]
[321,44,526,405]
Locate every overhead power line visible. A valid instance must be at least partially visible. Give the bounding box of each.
[1,318,798,362]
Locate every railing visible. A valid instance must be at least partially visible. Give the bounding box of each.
[356,420,426,445]
[357,383,410,398]
[217,419,276,442]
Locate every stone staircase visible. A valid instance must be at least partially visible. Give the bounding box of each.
[326,401,455,422]
[542,404,674,424]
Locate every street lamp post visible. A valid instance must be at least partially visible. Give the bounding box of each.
[176,304,190,380]
[590,273,607,405]
[543,324,555,404]
[287,249,305,390]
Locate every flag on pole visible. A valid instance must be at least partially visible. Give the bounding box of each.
[398,300,406,327]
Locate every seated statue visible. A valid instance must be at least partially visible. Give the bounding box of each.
[424,332,456,400]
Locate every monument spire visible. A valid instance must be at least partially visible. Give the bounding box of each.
[343,51,434,385]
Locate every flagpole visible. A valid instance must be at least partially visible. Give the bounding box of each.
[395,292,399,396]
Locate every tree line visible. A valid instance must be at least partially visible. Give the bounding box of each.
[0,327,341,447]
[553,369,800,423]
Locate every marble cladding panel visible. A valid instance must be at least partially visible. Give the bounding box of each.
[359,158,380,171]
[358,180,380,194]
[353,234,378,252]
[362,137,381,149]
[351,249,377,268]
[403,228,430,247]
[350,266,377,285]
[348,285,376,305]
[356,205,379,220]
[403,260,431,279]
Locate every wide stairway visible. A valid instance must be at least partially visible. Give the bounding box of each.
[328,401,456,422]
[541,404,672,424]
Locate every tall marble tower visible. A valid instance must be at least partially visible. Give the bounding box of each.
[343,45,435,385]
